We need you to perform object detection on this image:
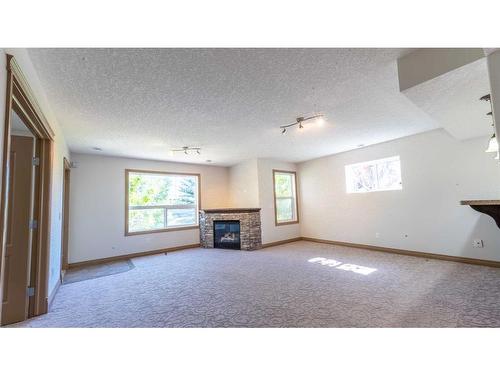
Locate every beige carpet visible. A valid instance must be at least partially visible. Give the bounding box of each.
[10,241,500,327]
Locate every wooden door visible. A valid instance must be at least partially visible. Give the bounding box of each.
[1,135,35,325]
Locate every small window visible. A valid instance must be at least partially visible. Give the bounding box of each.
[126,170,199,235]
[273,170,299,225]
[345,156,402,193]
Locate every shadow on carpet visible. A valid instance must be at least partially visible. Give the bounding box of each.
[63,260,135,284]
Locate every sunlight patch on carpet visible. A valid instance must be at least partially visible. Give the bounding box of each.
[308,257,377,275]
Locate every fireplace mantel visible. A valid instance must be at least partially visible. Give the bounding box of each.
[200,208,261,214]
[199,208,262,250]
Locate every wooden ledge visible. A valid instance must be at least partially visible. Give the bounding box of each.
[460,200,500,206]
[461,200,500,228]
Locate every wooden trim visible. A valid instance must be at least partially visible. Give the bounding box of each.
[261,237,302,248]
[31,138,52,316]
[0,54,55,324]
[301,237,500,268]
[61,158,71,271]
[47,278,61,311]
[125,225,199,237]
[0,55,14,321]
[272,169,299,226]
[68,243,201,269]
[124,169,201,236]
[9,57,55,139]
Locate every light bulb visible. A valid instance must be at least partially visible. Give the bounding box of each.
[315,117,325,126]
[485,134,498,153]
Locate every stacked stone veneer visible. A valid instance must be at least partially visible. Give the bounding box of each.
[199,208,262,250]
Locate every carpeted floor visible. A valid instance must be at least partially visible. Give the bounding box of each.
[9,241,500,327]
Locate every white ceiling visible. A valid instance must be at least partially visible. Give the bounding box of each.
[402,57,492,140]
[26,48,472,166]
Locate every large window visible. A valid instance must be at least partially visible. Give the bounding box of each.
[345,156,402,194]
[125,170,200,235]
[273,170,299,225]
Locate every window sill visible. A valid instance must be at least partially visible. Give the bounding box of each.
[275,220,299,227]
[125,225,199,236]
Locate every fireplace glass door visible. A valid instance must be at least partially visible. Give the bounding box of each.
[214,221,241,250]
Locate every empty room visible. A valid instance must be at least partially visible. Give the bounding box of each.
[1,47,499,329]
[1,2,500,373]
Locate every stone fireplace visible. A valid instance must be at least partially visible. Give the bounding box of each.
[199,208,261,250]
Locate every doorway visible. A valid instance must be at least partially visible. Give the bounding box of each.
[0,54,55,325]
[1,112,38,324]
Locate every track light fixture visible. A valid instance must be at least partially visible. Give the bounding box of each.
[170,146,201,156]
[280,114,325,134]
[481,94,498,155]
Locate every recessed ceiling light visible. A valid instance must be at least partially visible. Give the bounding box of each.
[92,147,102,151]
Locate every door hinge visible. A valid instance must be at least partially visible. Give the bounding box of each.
[27,287,35,297]
[29,219,38,230]
[32,157,40,166]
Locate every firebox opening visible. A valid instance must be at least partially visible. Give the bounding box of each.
[214,220,241,250]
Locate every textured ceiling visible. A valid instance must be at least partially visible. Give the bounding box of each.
[27,48,445,166]
[402,58,492,140]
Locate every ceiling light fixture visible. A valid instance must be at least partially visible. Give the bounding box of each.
[315,117,325,126]
[171,146,202,155]
[280,114,325,134]
[486,134,498,153]
[481,94,498,154]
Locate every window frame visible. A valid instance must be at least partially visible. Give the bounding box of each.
[125,169,201,236]
[345,155,402,194]
[272,169,299,226]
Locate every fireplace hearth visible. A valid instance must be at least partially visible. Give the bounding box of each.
[199,208,261,250]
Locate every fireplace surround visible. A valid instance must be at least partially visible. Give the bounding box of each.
[199,208,261,250]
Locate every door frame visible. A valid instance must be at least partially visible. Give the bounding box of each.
[0,54,55,322]
[61,157,71,275]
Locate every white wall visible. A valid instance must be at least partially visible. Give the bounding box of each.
[398,48,485,91]
[68,153,230,263]
[228,159,259,207]
[257,159,300,244]
[299,129,500,261]
[227,158,301,244]
[0,49,71,297]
